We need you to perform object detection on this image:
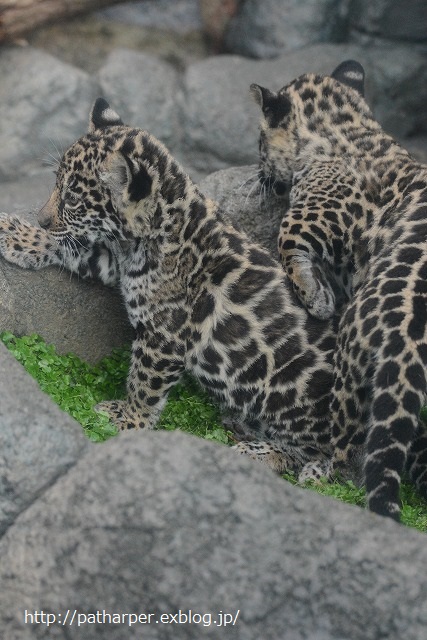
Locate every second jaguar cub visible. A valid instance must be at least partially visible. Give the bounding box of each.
[252,60,427,520]
[0,99,337,478]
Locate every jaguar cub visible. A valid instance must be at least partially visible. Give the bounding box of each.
[252,60,427,520]
[0,99,337,478]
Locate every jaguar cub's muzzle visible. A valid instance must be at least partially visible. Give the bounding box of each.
[38,196,56,230]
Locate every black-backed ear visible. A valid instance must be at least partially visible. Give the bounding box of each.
[331,60,365,97]
[106,152,153,203]
[250,83,291,127]
[250,83,275,109]
[89,98,123,133]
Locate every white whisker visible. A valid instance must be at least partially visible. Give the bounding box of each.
[236,171,260,193]
[243,177,262,208]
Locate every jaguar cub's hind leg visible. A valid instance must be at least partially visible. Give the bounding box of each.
[233,440,329,477]
[405,430,427,501]
[331,291,427,520]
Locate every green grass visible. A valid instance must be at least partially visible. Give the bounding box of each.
[0,331,229,445]
[2,331,427,532]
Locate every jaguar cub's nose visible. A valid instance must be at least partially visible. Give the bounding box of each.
[38,199,55,230]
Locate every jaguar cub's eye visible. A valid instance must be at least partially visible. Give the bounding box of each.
[65,191,79,205]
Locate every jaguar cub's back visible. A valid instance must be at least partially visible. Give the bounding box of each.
[252,59,427,520]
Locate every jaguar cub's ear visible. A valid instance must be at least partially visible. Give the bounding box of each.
[331,60,365,97]
[250,83,274,109]
[89,98,123,133]
[105,152,153,204]
[250,84,291,127]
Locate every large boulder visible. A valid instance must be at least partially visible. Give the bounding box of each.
[224,0,349,59]
[1,426,427,639]
[0,342,88,536]
[99,0,203,32]
[367,45,427,137]
[349,0,427,42]
[0,243,132,363]
[0,46,100,181]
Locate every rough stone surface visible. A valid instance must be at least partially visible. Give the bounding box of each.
[0,173,55,216]
[99,0,203,33]
[200,165,286,255]
[367,45,427,137]
[1,428,427,639]
[225,0,350,59]
[0,250,132,363]
[0,47,100,181]
[349,0,427,42]
[0,342,88,537]
[0,41,425,185]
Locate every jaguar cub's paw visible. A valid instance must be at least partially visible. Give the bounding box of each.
[297,280,335,320]
[232,441,288,473]
[95,400,139,431]
[286,258,336,320]
[298,460,331,484]
[0,214,21,258]
[0,213,55,269]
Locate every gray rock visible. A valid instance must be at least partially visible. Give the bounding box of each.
[199,165,285,255]
[225,0,351,59]
[367,44,427,137]
[0,342,88,536]
[0,46,100,181]
[406,135,427,165]
[349,0,427,42]
[0,173,55,216]
[98,49,184,154]
[99,0,203,33]
[0,251,132,363]
[1,428,427,639]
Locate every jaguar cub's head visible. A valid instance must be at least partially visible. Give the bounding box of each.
[251,60,367,194]
[39,98,181,245]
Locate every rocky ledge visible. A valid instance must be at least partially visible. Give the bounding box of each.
[1,341,427,640]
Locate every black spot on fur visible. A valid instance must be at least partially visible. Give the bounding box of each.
[211,256,241,286]
[127,161,153,202]
[408,296,427,340]
[191,293,215,324]
[213,314,249,344]
[229,269,275,304]
[238,354,268,384]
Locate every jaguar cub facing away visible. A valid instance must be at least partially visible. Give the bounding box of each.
[252,60,427,520]
[0,99,337,479]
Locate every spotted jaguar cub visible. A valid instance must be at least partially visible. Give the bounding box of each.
[252,60,427,520]
[0,98,338,478]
